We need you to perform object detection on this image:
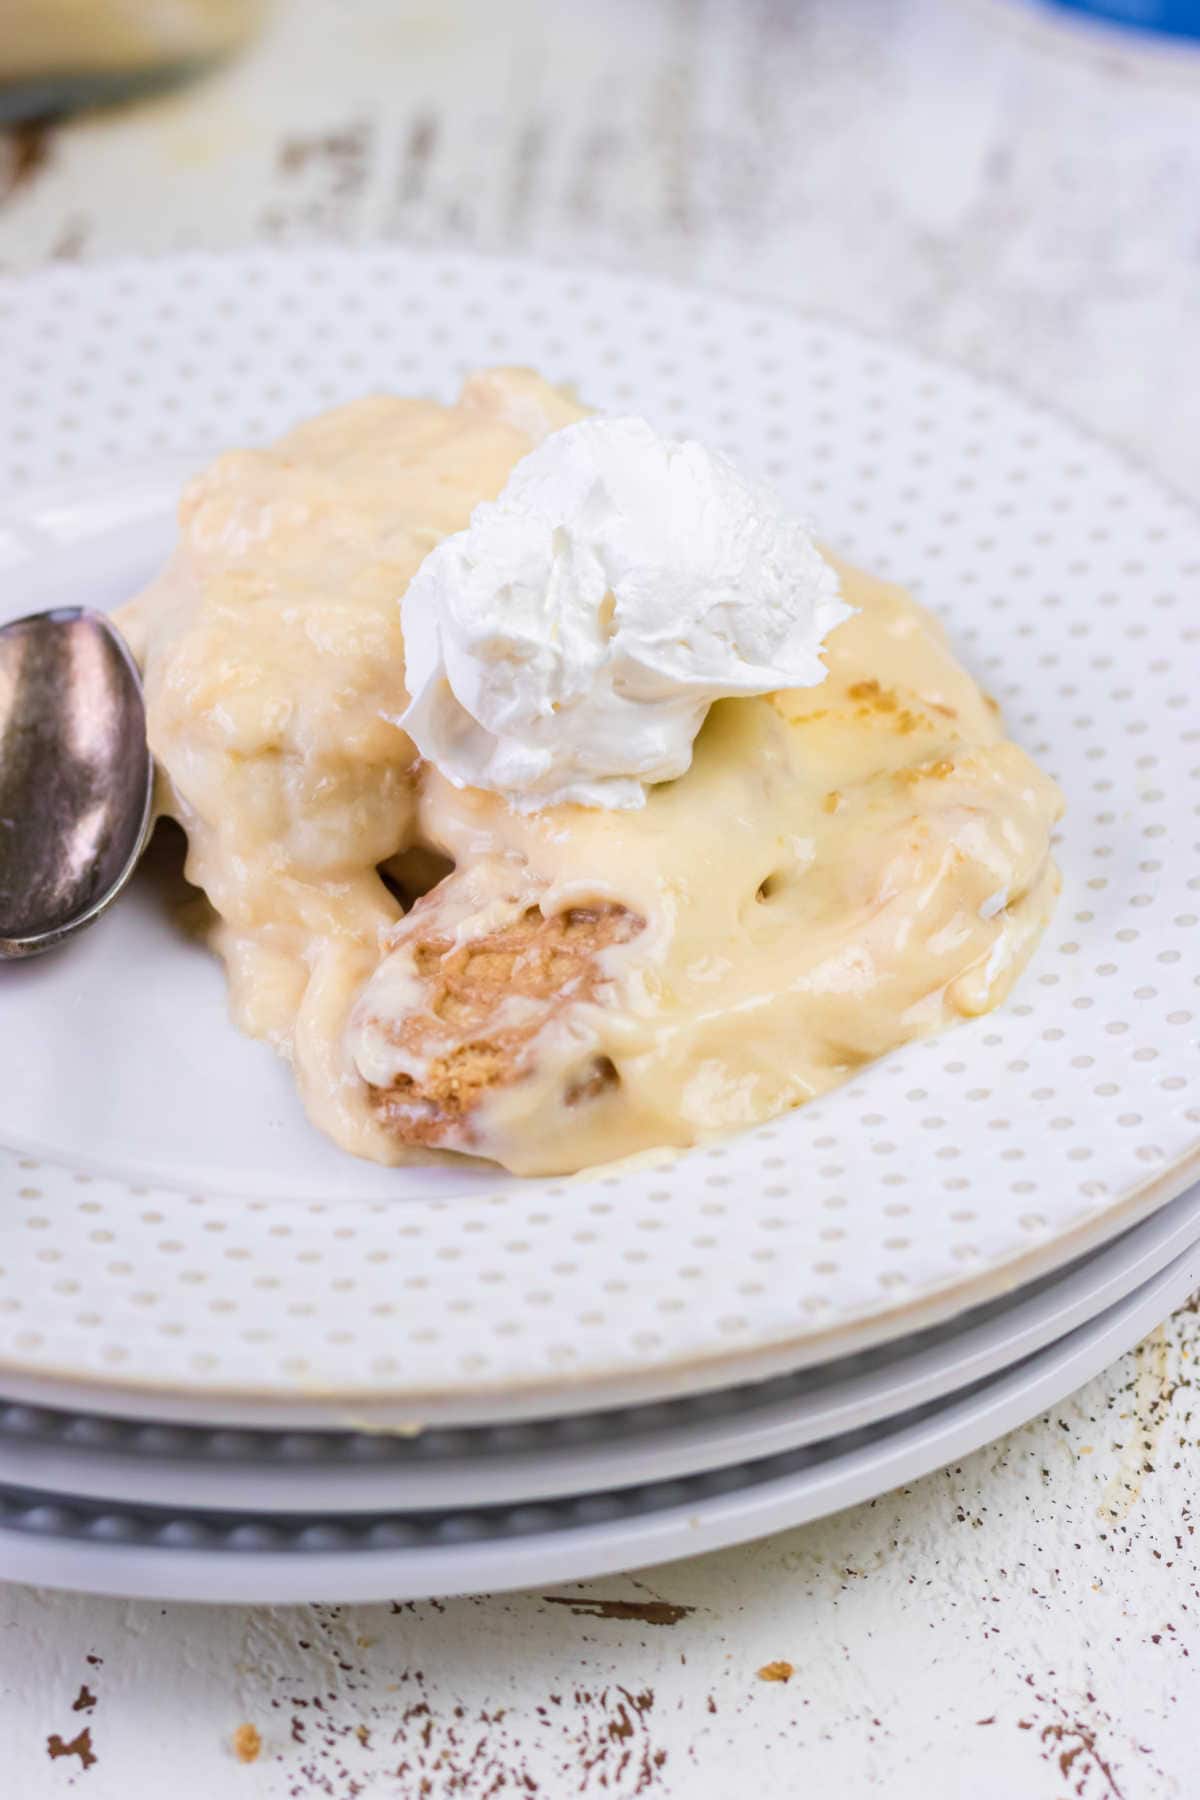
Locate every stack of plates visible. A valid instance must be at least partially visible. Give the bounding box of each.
[0,1180,1198,1602]
[1,249,1197,1601]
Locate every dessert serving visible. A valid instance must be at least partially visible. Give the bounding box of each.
[118,367,1063,1177]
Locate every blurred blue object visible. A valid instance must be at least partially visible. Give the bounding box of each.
[1044,0,1200,39]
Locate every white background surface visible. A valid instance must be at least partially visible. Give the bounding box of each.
[1,1,1199,1794]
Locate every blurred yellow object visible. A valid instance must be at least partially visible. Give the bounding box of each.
[1,0,265,118]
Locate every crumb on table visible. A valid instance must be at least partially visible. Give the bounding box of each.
[232,1723,261,1763]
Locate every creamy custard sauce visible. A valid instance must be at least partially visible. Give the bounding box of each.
[120,369,1063,1177]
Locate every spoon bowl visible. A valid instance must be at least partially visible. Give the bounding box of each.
[0,608,154,958]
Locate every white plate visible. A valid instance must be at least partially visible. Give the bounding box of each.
[0,246,1198,1419]
[2,1232,1198,1604]
[3,1176,1200,1511]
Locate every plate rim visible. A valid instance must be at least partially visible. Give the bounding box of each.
[1,1149,1197,1424]
[5,238,1199,524]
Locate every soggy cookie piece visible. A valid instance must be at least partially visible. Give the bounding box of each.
[351,864,644,1152]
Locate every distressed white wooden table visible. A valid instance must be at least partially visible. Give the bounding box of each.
[2,2,1198,1794]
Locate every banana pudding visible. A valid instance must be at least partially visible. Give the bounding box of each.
[119,368,1062,1175]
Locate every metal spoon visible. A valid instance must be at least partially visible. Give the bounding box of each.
[0,608,154,959]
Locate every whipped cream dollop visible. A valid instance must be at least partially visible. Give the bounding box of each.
[398,415,850,811]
